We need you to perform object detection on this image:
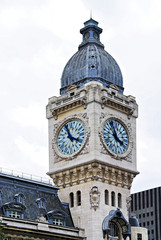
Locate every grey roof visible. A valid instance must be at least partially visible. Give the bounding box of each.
[60,19,123,94]
[0,173,74,227]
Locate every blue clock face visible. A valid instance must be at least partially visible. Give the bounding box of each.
[57,120,85,155]
[103,119,129,155]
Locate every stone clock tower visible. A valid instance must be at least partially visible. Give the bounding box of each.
[47,19,138,240]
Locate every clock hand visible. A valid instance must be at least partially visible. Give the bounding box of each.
[71,136,79,142]
[109,121,123,145]
[64,124,73,141]
[115,135,123,145]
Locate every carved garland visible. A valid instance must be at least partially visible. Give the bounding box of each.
[52,113,90,161]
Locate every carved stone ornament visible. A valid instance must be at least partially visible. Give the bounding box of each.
[51,163,137,189]
[52,114,90,161]
[90,186,100,211]
[99,114,133,161]
[36,214,48,223]
[126,195,132,218]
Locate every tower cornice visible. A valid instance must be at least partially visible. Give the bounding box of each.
[48,160,139,189]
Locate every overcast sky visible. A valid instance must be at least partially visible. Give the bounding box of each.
[0,0,161,193]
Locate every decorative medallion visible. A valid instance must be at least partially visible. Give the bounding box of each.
[90,186,100,211]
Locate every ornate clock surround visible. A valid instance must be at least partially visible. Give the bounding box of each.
[99,114,133,160]
[52,114,90,160]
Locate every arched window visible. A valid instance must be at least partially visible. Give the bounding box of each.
[109,221,119,238]
[105,190,109,205]
[14,193,25,204]
[118,193,122,208]
[69,192,74,208]
[111,191,115,206]
[77,191,81,206]
[36,198,46,209]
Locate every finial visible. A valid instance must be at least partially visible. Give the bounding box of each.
[90,9,92,19]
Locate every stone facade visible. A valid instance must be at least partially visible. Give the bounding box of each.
[47,81,139,240]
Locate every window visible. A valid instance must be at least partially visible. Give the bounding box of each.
[146,190,149,208]
[137,233,142,240]
[2,202,25,219]
[147,212,149,217]
[77,191,81,206]
[142,191,145,209]
[53,218,64,226]
[105,190,109,205]
[36,198,46,209]
[151,220,154,225]
[118,193,122,208]
[14,193,25,204]
[9,211,21,219]
[138,192,141,210]
[70,92,74,96]
[109,222,119,238]
[70,192,74,208]
[143,213,145,218]
[150,189,153,207]
[111,192,115,207]
[135,194,137,210]
[46,210,67,226]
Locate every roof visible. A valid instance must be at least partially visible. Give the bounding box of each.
[60,18,123,95]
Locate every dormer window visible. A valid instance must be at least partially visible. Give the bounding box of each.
[9,210,21,219]
[53,218,64,226]
[47,210,68,226]
[36,198,46,209]
[2,202,26,219]
[14,193,25,204]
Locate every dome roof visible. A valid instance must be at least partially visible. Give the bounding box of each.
[60,19,123,95]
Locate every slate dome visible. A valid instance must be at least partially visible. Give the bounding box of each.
[60,19,123,95]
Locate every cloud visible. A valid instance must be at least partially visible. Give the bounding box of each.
[14,136,47,167]
[12,103,46,131]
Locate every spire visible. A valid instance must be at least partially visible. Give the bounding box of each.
[90,9,92,19]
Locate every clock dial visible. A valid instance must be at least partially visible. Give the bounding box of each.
[57,120,85,155]
[103,119,128,155]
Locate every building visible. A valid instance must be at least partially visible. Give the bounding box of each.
[46,18,147,240]
[0,18,148,240]
[131,186,161,240]
[0,169,85,240]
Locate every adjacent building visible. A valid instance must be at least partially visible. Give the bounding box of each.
[131,187,161,240]
[0,170,85,239]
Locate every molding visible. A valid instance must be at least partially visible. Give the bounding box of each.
[51,97,87,120]
[101,97,135,119]
[50,162,136,190]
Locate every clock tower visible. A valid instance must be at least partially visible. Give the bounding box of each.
[46,19,138,240]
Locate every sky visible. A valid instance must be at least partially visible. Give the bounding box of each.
[0,0,161,193]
